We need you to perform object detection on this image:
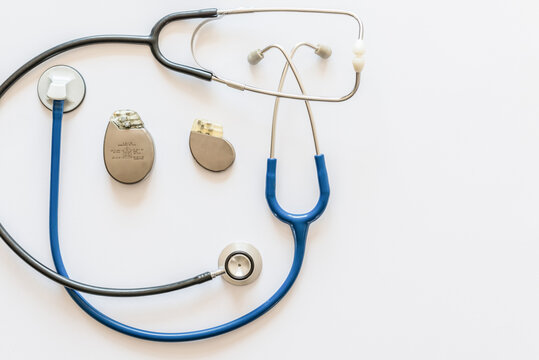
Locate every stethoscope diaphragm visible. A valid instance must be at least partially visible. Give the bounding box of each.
[218,242,262,286]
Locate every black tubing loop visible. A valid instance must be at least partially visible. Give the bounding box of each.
[150,8,218,81]
[0,8,219,99]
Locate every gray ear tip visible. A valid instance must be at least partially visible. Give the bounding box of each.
[315,44,332,59]
[247,49,264,65]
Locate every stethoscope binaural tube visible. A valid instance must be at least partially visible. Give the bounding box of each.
[194,8,364,102]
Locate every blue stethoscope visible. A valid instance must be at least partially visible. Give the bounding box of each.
[0,7,365,341]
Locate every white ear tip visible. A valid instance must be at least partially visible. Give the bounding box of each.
[315,44,332,59]
[352,56,366,73]
[353,39,366,56]
[247,49,264,65]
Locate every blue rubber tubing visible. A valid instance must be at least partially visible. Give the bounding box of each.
[49,99,329,341]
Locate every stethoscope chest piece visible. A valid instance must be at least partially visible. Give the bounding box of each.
[103,110,155,184]
[218,242,262,286]
[37,65,86,113]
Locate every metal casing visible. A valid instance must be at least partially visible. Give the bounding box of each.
[103,111,154,184]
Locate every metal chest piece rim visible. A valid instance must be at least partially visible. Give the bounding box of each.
[37,65,86,113]
[218,242,262,286]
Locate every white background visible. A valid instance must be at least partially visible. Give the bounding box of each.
[0,0,538,359]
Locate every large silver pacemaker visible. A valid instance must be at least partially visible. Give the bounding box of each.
[103,110,155,184]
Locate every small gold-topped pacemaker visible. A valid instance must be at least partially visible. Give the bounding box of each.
[189,119,235,172]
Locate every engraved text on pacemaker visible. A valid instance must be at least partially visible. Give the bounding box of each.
[110,141,145,161]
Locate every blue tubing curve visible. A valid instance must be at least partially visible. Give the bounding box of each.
[49,100,330,341]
